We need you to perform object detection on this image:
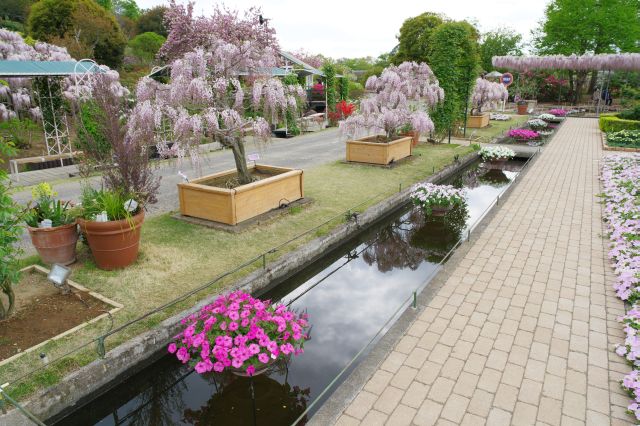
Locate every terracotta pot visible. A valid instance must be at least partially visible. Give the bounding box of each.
[78,211,145,270]
[401,131,420,146]
[27,221,79,265]
[517,104,528,115]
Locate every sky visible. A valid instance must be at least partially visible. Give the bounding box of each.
[137,0,549,59]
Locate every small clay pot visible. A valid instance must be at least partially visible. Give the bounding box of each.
[517,104,528,115]
[78,210,144,270]
[27,221,79,265]
[401,130,420,147]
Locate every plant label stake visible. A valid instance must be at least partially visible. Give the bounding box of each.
[248,153,260,166]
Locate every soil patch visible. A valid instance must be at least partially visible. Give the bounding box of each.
[199,169,282,189]
[0,271,111,361]
[360,135,403,144]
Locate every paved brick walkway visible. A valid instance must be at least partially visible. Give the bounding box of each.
[334,118,631,426]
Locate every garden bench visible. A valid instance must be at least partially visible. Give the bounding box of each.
[10,151,82,182]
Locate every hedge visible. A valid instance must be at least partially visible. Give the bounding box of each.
[599,115,640,133]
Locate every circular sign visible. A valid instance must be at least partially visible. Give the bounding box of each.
[501,72,514,87]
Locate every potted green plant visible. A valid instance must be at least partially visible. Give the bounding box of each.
[77,188,144,270]
[74,72,160,270]
[24,182,79,265]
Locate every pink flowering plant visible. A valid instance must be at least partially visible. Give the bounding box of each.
[169,291,310,376]
[410,183,465,216]
[507,128,539,141]
[548,108,568,117]
[470,78,508,115]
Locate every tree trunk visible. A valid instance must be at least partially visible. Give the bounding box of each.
[230,140,252,185]
[588,71,598,96]
[0,283,15,320]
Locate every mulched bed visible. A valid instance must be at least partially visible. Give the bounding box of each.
[0,271,110,361]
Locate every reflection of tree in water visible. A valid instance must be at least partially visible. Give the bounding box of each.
[362,204,469,271]
[478,169,510,187]
[124,360,190,426]
[182,368,310,426]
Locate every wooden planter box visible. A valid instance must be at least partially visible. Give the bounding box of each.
[177,165,304,225]
[346,135,412,165]
[467,113,490,128]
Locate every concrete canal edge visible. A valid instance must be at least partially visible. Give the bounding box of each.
[2,149,518,425]
[309,148,542,426]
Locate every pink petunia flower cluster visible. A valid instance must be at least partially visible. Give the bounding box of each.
[601,155,640,421]
[168,291,309,376]
[548,108,568,117]
[507,128,539,140]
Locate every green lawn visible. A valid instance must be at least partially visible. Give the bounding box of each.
[463,114,529,143]
[3,143,474,400]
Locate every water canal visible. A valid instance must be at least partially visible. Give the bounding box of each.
[53,158,528,426]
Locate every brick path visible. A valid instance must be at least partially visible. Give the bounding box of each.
[334,118,631,426]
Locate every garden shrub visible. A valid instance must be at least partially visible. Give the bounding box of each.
[606,130,640,148]
[322,63,337,113]
[75,100,111,158]
[618,105,640,121]
[599,115,640,133]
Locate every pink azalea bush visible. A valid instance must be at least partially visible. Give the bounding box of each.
[601,155,640,421]
[507,128,539,140]
[169,291,310,376]
[548,108,568,117]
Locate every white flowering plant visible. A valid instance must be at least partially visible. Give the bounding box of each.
[410,183,465,215]
[479,146,516,161]
[527,118,548,131]
[490,113,511,121]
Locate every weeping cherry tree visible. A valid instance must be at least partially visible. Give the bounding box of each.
[339,62,444,140]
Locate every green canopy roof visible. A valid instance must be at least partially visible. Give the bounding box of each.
[0,60,104,77]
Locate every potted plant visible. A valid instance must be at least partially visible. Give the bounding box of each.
[479,146,516,165]
[410,183,466,216]
[340,62,443,165]
[548,108,568,118]
[24,182,79,265]
[168,290,310,377]
[507,128,540,144]
[527,118,549,131]
[136,21,307,225]
[0,139,22,320]
[468,78,508,129]
[75,72,160,270]
[515,95,528,115]
[398,123,420,147]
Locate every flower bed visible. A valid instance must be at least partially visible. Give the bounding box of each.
[549,108,568,117]
[607,130,640,149]
[410,183,465,216]
[507,128,539,142]
[600,155,640,422]
[479,146,516,161]
[527,118,549,131]
[169,290,310,376]
[490,113,510,121]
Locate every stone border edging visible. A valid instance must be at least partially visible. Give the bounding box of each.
[2,150,482,425]
[600,131,640,152]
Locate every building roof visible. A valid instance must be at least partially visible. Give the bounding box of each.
[146,65,292,79]
[0,60,103,77]
[278,51,324,77]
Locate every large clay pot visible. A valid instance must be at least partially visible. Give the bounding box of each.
[78,211,144,270]
[401,131,420,147]
[517,103,528,115]
[27,221,79,265]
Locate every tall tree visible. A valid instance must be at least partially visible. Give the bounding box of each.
[429,21,480,137]
[136,6,167,37]
[534,0,640,101]
[394,12,444,64]
[480,28,522,72]
[28,0,126,68]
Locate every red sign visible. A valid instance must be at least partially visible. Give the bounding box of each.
[501,73,514,87]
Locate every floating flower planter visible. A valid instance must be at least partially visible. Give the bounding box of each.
[479,146,516,165]
[169,290,309,377]
[178,164,304,225]
[345,135,413,165]
[411,183,466,216]
[466,112,490,128]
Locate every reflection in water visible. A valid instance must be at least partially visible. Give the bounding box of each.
[56,159,525,426]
